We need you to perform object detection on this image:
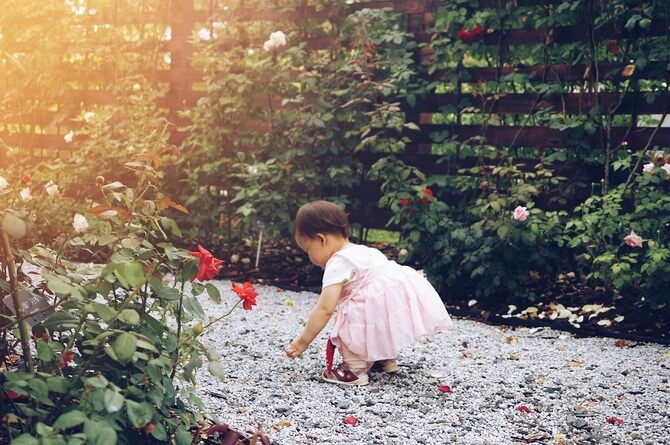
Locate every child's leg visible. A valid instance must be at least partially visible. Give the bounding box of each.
[338,344,372,372]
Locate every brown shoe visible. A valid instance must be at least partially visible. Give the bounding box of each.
[321,364,369,386]
[371,359,399,373]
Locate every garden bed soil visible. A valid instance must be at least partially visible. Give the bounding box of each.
[206,238,669,345]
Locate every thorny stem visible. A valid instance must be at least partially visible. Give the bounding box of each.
[170,277,187,379]
[0,231,33,372]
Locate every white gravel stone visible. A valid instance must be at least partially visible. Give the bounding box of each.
[192,281,670,445]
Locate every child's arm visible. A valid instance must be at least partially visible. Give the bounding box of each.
[285,283,343,358]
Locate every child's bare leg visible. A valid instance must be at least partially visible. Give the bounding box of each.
[338,343,372,372]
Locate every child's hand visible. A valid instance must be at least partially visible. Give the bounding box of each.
[285,339,307,359]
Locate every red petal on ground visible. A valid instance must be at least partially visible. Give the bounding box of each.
[343,415,358,426]
[607,417,624,425]
[516,405,532,413]
[438,385,452,393]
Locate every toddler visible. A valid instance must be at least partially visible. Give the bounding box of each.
[284,200,452,385]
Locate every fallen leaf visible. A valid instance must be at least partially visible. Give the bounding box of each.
[607,416,624,426]
[283,299,295,307]
[509,354,520,360]
[272,419,292,431]
[614,339,631,348]
[665,351,670,358]
[438,385,452,393]
[516,405,532,413]
[239,407,248,413]
[506,336,518,345]
[597,319,612,327]
[621,64,635,77]
[468,299,478,307]
[343,415,358,426]
[461,351,472,358]
[614,315,625,323]
[525,431,549,442]
[428,370,444,379]
[569,359,584,367]
[461,341,469,348]
[574,405,587,414]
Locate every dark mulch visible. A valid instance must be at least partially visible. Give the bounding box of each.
[204,237,669,345]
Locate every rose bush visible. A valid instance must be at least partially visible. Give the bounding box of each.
[1,121,257,444]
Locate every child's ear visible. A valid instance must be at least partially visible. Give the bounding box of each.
[316,233,327,245]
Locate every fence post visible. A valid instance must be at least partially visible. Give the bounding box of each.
[168,0,195,145]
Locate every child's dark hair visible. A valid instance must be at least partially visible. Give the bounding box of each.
[294,200,351,239]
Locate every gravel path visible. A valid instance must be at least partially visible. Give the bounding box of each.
[194,281,670,445]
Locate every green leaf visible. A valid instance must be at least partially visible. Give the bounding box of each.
[11,435,38,445]
[53,410,87,431]
[93,427,117,445]
[126,400,153,428]
[92,302,115,322]
[117,309,140,325]
[112,333,137,363]
[175,428,193,445]
[84,375,108,388]
[205,284,221,304]
[158,287,181,301]
[191,283,205,296]
[46,376,70,394]
[114,262,145,289]
[150,422,168,441]
[103,389,124,413]
[36,340,54,361]
[183,297,205,320]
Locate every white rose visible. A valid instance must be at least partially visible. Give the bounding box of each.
[661,163,670,176]
[132,83,141,92]
[263,39,274,52]
[0,176,8,189]
[72,213,89,233]
[198,28,211,41]
[45,181,59,196]
[269,31,286,47]
[64,130,74,143]
[642,162,655,173]
[83,111,95,122]
[19,188,32,202]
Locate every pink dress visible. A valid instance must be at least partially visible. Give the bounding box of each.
[323,244,452,362]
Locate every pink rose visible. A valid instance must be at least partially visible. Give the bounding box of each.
[661,163,670,175]
[623,230,643,248]
[512,206,529,222]
[642,163,655,173]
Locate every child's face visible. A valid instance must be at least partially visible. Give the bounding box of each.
[295,232,330,268]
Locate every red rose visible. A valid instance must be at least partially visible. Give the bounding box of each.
[58,350,75,369]
[4,389,21,400]
[231,282,257,310]
[400,198,409,207]
[420,187,433,204]
[190,245,224,281]
[457,25,485,43]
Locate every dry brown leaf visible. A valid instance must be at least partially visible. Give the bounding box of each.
[621,64,635,77]
[272,419,291,431]
[506,336,519,345]
[615,339,631,348]
[461,341,469,349]
[509,354,520,361]
[569,359,584,367]
[239,407,248,413]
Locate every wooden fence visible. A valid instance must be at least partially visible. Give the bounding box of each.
[2,0,668,230]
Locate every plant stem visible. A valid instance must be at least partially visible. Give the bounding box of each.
[203,299,243,330]
[170,277,187,379]
[0,231,33,372]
